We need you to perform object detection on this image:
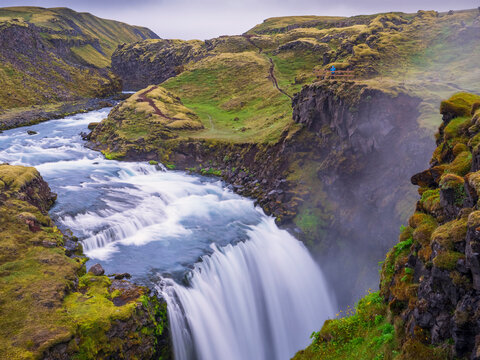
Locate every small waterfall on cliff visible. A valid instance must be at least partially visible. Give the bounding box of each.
[160,218,335,360]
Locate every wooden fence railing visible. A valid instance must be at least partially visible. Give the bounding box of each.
[314,70,355,80]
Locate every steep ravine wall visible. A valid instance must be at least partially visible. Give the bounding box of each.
[89,81,434,307]
[379,93,480,359]
[292,82,434,304]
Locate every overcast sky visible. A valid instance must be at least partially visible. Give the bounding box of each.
[1,0,478,39]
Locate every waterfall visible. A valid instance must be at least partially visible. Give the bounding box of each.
[0,108,337,360]
[160,218,336,360]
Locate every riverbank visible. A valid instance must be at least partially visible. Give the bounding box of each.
[0,163,171,359]
[0,94,132,131]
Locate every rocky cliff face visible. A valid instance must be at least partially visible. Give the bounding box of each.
[0,164,171,360]
[0,21,120,111]
[112,39,206,90]
[380,93,480,359]
[291,81,433,305]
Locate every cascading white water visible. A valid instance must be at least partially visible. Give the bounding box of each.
[161,218,336,360]
[0,108,337,360]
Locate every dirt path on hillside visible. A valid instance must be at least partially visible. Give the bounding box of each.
[242,35,293,100]
[207,114,214,130]
[267,58,293,100]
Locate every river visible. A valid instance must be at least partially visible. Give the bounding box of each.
[0,107,336,360]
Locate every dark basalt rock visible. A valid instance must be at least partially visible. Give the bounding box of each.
[382,97,480,359]
[113,272,132,280]
[88,263,105,276]
[111,40,206,90]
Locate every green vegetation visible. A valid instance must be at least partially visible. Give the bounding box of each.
[246,15,348,35]
[440,93,480,119]
[294,291,399,360]
[162,52,292,144]
[102,151,126,160]
[0,164,39,191]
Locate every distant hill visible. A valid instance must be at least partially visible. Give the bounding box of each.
[0,7,159,67]
[0,6,159,111]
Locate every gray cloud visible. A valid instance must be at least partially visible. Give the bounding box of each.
[0,0,478,39]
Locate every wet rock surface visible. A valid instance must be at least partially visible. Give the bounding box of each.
[382,94,480,359]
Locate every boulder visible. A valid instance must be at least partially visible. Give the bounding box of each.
[88,263,105,276]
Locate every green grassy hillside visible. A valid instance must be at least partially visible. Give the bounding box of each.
[245,15,348,34]
[115,9,480,134]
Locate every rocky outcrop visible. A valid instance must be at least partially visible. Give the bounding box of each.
[112,40,207,90]
[381,93,480,359]
[0,164,171,360]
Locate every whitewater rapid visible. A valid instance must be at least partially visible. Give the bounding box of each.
[0,108,336,359]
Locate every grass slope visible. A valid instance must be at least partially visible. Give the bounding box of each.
[162,51,292,143]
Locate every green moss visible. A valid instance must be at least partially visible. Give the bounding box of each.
[149,160,159,165]
[433,251,464,270]
[440,173,466,205]
[200,167,222,176]
[398,339,449,360]
[430,217,467,251]
[102,151,125,160]
[294,207,327,246]
[444,151,472,176]
[420,189,440,213]
[442,116,469,142]
[0,164,39,192]
[440,93,480,119]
